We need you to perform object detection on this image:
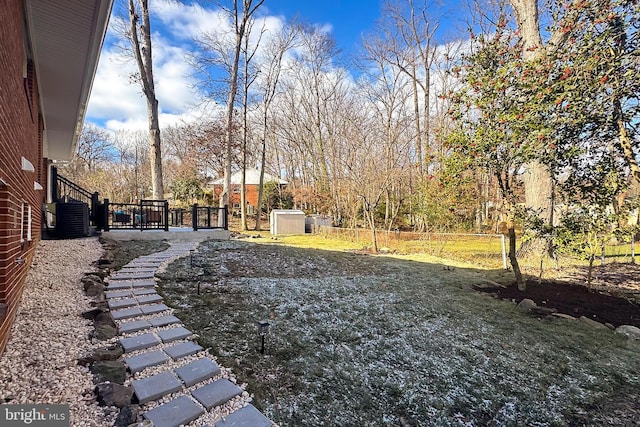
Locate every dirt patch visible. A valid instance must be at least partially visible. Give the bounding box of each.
[478,263,640,328]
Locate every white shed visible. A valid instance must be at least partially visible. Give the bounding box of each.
[270,210,306,235]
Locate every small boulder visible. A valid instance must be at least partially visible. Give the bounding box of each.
[82,308,104,320]
[98,250,116,265]
[82,274,103,286]
[516,298,537,313]
[615,325,640,340]
[78,346,124,366]
[85,282,105,297]
[94,345,124,361]
[530,306,557,316]
[91,360,126,384]
[114,405,138,427]
[95,312,116,328]
[95,383,134,408]
[551,313,576,320]
[473,281,504,292]
[579,316,609,330]
[94,324,117,341]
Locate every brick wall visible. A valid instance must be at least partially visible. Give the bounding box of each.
[213,184,261,210]
[0,0,46,355]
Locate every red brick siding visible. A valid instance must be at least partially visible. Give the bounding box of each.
[212,184,262,209]
[0,0,45,355]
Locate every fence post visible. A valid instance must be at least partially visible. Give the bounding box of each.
[139,200,143,231]
[501,234,508,270]
[224,205,228,230]
[90,192,99,226]
[164,200,169,231]
[192,203,198,231]
[103,199,110,231]
[51,166,59,202]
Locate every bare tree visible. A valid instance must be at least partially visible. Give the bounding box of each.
[380,0,441,178]
[253,23,300,230]
[62,124,116,179]
[127,0,164,200]
[360,32,414,232]
[217,0,265,210]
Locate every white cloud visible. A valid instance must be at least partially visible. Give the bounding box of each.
[153,0,230,40]
[86,1,340,133]
[86,4,205,132]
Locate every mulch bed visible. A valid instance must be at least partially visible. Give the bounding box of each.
[478,264,640,328]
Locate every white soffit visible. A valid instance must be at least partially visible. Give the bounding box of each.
[25,0,113,161]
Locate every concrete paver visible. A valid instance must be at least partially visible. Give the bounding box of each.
[136,294,163,305]
[106,281,135,290]
[132,371,182,404]
[149,315,181,327]
[144,396,204,427]
[191,379,242,410]
[141,303,170,315]
[118,319,152,334]
[119,332,160,353]
[111,272,155,280]
[133,288,157,296]
[157,326,192,343]
[131,279,157,288]
[120,267,157,273]
[108,297,137,310]
[124,350,170,374]
[175,358,221,387]
[111,307,143,320]
[214,404,272,427]
[164,341,203,360]
[105,290,132,299]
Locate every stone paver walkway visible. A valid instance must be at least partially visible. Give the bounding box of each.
[106,242,273,427]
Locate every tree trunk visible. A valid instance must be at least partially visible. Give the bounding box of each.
[255,138,267,231]
[507,215,525,290]
[511,0,552,255]
[129,0,164,200]
[147,99,163,200]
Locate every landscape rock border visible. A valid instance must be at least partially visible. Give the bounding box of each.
[511,294,639,338]
[80,236,138,423]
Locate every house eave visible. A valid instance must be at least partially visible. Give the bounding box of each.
[25,0,113,161]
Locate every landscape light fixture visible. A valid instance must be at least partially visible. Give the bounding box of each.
[190,249,195,267]
[256,321,270,354]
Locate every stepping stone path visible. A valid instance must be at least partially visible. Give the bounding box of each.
[106,242,273,427]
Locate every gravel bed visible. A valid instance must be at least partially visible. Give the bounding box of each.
[0,237,114,426]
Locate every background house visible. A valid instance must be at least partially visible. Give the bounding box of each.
[0,0,112,355]
[209,169,288,214]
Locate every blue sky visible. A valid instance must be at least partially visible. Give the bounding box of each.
[264,0,383,55]
[86,0,465,132]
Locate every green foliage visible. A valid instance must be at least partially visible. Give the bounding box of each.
[411,164,478,232]
[554,207,615,286]
[262,180,293,212]
[447,24,539,205]
[170,176,204,206]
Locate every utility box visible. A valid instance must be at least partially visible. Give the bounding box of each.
[270,210,305,235]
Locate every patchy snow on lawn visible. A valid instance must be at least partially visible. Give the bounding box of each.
[156,240,640,426]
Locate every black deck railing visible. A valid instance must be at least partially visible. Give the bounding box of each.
[192,204,228,230]
[51,166,101,228]
[104,199,169,231]
[50,166,227,233]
